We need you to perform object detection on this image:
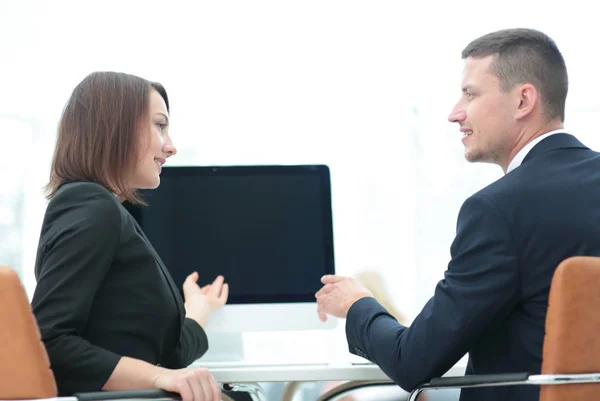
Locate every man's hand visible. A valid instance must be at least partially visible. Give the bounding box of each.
[154,367,220,401]
[315,275,373,322]
[183,273,229,327]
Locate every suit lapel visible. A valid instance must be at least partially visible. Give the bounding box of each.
[131,220,186,323]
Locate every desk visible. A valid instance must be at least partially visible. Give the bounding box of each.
[191,329,468,381]
[196,360,467,382]
[189,330,467,400]
[192,361,392,383]
[190,360,467,401]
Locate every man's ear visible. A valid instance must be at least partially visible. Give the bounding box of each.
[515,83,538,120]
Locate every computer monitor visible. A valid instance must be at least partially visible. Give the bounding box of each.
[124,164,336,362]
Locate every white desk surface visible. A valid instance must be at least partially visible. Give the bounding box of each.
[189,329,467,384]
[193,361,467,383]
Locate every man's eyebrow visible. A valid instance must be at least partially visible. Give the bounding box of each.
[461,85,474,93]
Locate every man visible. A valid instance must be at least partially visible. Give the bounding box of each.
[316,28,600,401]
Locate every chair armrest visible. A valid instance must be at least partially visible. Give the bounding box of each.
[428,372,531,387]
[409,372,600,401]
[74,389,180,401]
[315,380,396,401]
[408,373,531,401]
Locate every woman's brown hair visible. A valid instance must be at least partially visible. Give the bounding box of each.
[45,71,169,204]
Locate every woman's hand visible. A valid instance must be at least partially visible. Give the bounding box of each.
[154,367,220,401]
[183,272,228,327]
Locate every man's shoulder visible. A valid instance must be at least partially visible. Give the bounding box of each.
[468,172,520,204]
[457,169,535,223]
[465,145,597,218]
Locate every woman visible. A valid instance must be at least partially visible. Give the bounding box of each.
[31,72,227,401]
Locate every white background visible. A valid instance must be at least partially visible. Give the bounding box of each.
[1,0,599,320]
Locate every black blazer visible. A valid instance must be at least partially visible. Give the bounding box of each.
[345,134,600,401]
[31,181,208,395]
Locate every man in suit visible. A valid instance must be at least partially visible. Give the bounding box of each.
[315,28,600,401]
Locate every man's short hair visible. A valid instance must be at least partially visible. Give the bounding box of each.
[462,28,568,122]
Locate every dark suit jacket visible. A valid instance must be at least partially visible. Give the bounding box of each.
[31,181,208,395]
[346,134,600,401]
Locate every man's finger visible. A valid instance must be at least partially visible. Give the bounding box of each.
[317,304,329,322]
[321,274,345,284]
[315,283,334,298]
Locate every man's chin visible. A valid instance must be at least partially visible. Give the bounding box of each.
[464,150,481,163]
[465,146,494,163]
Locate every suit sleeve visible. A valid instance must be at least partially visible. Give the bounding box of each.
[163,317,209,368]
[345,194,520,391]
[31,186,123,394]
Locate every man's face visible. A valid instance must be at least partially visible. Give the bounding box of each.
[448,55,516,167]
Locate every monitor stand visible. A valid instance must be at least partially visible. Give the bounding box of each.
[200,332,245,363]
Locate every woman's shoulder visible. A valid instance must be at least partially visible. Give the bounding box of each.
[46,180,124,225]
[54,180,114,198]
[50,180,121,207]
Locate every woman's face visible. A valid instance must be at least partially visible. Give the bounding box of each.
[131,89,177,189]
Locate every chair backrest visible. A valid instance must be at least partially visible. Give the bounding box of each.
[540,256,600,401]
[0,265,57,399]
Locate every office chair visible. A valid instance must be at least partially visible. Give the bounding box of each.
[316,256,600,401]
[0,264,237,401]
[0,264,57,399]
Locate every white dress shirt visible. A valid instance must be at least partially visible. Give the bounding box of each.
[506,129,566,174]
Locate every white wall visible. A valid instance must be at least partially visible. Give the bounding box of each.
[1,0,599,318]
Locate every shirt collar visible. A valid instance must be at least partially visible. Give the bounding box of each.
[506,129,566,174]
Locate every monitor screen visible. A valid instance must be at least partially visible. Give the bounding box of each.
[124,165,335,305]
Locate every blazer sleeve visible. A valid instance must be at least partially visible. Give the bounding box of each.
[31,185,123,394]
[345,194,521,391]
[163,318,209,368]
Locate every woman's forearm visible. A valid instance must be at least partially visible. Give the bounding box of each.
[102,356,166,390]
